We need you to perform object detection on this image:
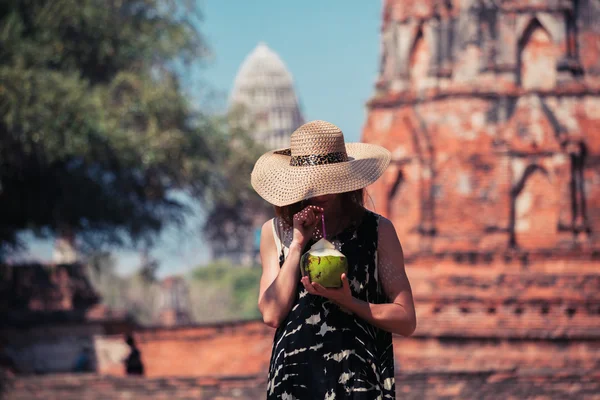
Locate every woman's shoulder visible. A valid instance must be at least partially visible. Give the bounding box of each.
[370,213,402,252]
[363,209,393,229]
[260,217,275,234]
[361,210,399,242]
[259,218,275,248]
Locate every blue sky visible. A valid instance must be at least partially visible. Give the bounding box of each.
[19,1,383,277]
[197,0,382,142]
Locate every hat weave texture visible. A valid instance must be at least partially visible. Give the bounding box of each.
[251,120,391,207]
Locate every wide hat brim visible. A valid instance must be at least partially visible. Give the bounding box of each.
[251,142,391,207]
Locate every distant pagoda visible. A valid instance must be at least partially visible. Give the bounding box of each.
[230,42,304,150]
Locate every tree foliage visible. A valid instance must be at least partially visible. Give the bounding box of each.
[201,109,273,259]
[86,256,161,326]
[0,0,218,253]
[86,258,261,325]
[188,260,262,322]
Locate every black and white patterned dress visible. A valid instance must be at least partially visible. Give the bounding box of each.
[267,210,395,399]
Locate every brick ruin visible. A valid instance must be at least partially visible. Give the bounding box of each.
[364,0,600,253]
[359,0,600,396]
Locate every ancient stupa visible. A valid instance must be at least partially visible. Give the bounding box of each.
[230,42,304,150]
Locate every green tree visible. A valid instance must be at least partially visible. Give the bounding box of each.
[0,0,218,256]
[202,109,273,261]
[188,260,261,322]
[86,250,161,325]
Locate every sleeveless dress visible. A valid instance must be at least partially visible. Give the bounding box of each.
[267,210,395,399]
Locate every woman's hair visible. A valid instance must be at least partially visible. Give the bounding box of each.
[274,189,365,227]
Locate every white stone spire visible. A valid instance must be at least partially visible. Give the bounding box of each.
[230,43,304,150]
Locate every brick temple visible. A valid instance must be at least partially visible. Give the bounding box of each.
[360,0,600,396]
[363,0,600,254]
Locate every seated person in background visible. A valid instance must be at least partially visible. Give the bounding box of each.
[124,334,144,376]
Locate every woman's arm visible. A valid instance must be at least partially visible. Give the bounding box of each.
[257,220,303,329]
[301,216,417,337]
[258,206,323,329]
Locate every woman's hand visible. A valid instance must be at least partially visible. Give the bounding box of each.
[301,273,354,308]
[292,205,324,248]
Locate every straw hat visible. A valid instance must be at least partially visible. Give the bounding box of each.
[251,120,391,207]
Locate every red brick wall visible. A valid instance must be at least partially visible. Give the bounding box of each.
[96,321,274,378]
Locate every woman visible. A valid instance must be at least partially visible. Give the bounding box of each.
[251,120,416,399]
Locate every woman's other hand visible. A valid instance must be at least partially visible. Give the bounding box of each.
[301,273,354,308]
[292,205,324,248]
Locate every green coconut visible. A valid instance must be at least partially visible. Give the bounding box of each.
[300,238,348,288]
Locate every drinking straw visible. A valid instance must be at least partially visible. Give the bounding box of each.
[322,214,326,239]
